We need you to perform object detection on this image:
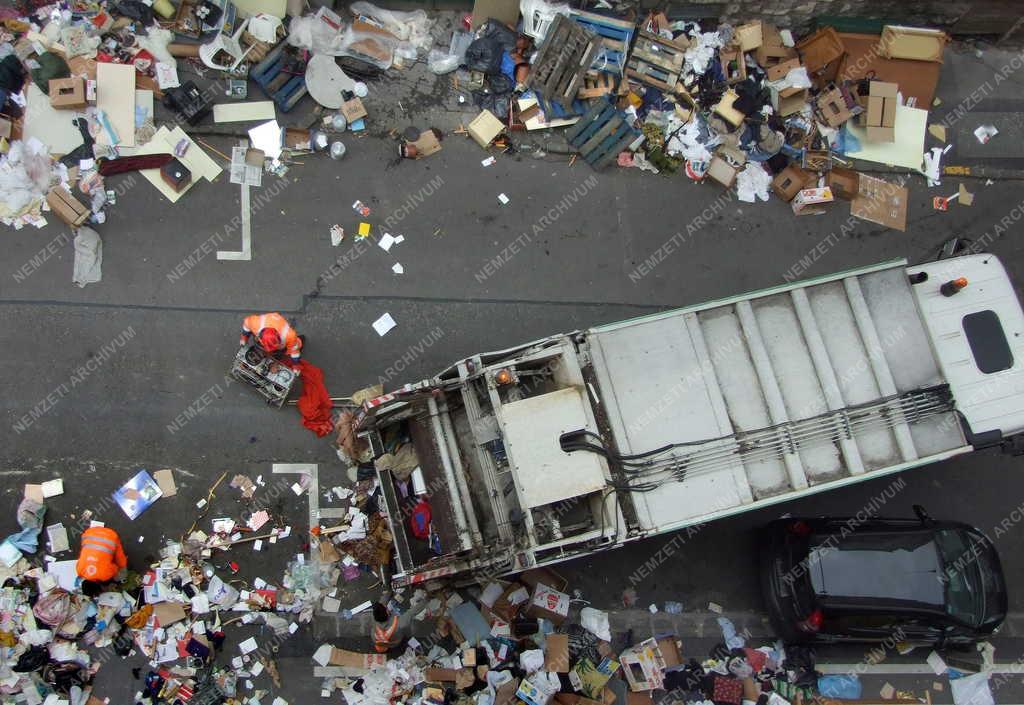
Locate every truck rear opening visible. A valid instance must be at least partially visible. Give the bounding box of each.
[356,255,1024,587]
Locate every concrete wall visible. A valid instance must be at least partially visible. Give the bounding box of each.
[681,0,1019,36]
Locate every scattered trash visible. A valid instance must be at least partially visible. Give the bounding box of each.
[392,263,405,275]
[373,312,397,336]
[331,224,346,246]
[498,193,510,205]
[973,124,999,144]
[113,470,163,520]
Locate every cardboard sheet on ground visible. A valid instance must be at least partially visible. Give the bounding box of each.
[23,84,85,155]
[837,33,942,107]
[96,63,136,147]
[845,105,927,170]
[851,174,909,231]
[214,101,277,123]
[136,126,222,202]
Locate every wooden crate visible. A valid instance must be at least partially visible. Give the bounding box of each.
[577,72,619,99]
[528,14,603,110]
[626,30,685,92]
[565,97,641,169]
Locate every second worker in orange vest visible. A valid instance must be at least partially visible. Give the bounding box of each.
[76,526,128,587]
[240,312,303,363]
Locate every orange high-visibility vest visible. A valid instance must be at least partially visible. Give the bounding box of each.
[76,527,127,582]
[372,615,399,653]
[242,312,302,360]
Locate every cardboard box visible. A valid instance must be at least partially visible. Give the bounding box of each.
[772,165,815,202]
[468,109,505,149]
[545,633,570,673]
[720,46,747,84]
[655,636,682,668]
[46,187,89,226]
[879,25,948,63]
[766,57,801,82]
[817,86,853,127]
[866,96,884,125]
[866,125,895,142]
[520,567,568,592]
[495,677,520,705]
[755,23,796,66]
[517,677,555,705]
[851,174,908,231]
[792,186,834,215]
[340,96,368,122]
[871,81,899,98]
[772,87,807,116]
[426,668,459,682]
[796,26,845,73]
[526,583,570,624]
[881,97,897,127]
[706,156,738,188]
[734,21,763,52]
[49,78,86,109]
[620,638,667,691]
[826,167,860,200]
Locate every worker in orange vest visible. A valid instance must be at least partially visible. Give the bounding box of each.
[370,602,406,653]
[240,312,303,363]
[76,526,127,593]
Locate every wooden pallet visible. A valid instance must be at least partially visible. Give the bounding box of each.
[252,43,308,112]
[528,14,603,110]
[577,72,619,99]
[625,30,685,92]
[565,97,641,169]
[570,9,635,75]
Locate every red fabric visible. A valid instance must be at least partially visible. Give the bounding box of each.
[290,359,334,436]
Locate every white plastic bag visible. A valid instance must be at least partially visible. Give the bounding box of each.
[349,1,433,51]
[580,607,611,641]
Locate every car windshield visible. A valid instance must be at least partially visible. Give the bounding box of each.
[935,529,986,627]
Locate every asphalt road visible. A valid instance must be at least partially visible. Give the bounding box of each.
[3,40,1024,705]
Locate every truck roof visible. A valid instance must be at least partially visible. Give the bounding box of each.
[584,257,1020,534]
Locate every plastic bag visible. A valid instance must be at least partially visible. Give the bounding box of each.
[427,50,459,74]
[580,607,610,641]
[465,37,503,74]
[350,1,434,52]
[818,675,861,700]
[33,590,71,627]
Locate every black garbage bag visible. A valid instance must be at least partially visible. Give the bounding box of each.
[42,661,91,694]
[487,73,514,95]
[12,646,48,673]
[465,37,503,75]
[115,0,154,26]
[477,18,518,55]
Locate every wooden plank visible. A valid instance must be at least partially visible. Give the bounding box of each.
[571,8,636,30]
[625,67,675,93]
[566,99,612,143]
[578,114,622,156]
[630,46,682,72]
[593,125,635,169]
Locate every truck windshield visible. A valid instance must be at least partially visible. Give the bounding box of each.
[935,529,986,627]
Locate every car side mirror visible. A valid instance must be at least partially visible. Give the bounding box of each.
[913,505,934,525]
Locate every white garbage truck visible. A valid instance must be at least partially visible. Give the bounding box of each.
[354,254,1024,588]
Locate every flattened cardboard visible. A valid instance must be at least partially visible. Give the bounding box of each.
[96,63,136,147]
[851,174,908,231]
[706,156,738,188]
[340,97,368,122]
[315,645,388,669]
[426,668,459,682]
[545,634,570,673]
[879,25,948,63]
[410,130,442,158]
[817,87,852,127]
[153,469,177,497]
[153,601,187,626]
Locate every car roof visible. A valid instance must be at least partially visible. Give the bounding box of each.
[808,529,945,607]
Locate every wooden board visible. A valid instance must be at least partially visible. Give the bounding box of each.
[214,101,277,122]
[96,63,136,147]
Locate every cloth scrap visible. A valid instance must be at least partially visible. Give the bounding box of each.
[72,227,103,288]
[290,359,334,437]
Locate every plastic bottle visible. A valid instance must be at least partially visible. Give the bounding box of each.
[330,141,346,160]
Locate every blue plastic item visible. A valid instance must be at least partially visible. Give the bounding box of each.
[818,675,862,699]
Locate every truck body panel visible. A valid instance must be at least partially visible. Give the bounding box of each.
[357,255,1024,587]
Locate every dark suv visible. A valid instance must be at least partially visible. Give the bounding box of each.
[760,508,1007,645]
